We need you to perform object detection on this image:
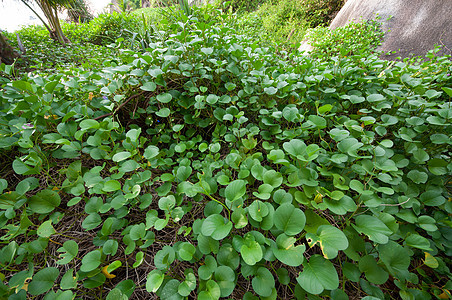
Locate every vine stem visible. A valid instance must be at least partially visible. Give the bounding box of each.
[201,186,231,220]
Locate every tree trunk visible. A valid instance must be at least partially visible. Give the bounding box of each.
[37,0,70,45]
[0,33,20,65]
[21,0,71,45]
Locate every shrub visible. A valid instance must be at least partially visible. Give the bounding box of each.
[232,0,345,46]
[306,18,384,59]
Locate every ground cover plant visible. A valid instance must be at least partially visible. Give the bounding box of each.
[0,5,452,300]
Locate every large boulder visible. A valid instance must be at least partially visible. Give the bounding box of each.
[329,0,452,59]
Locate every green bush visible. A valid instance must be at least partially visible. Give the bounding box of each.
[5,25,118,74]
[65,12,143,45]
[307,18,384,59]
[232,0,345,46]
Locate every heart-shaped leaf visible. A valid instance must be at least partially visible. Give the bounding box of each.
[202,214,233,241]
[274,204,306,236]
[225,180,246,202]
[296,255,339,294]
[306,225,348,259]
[28,189,61,214]
[28,267,60,295]
[252,267,275,297]
[272,234,305,267]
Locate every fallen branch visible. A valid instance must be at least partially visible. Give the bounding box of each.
[94,91,147,121]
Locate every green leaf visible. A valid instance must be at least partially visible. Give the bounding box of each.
[405,234,432,251]
[263,170,283,188]
[13,158,38,175]
[198,255,217,280]
[60,268,78,290]
[241,236,263,266]
[214,266,236,297]
[201,47,213,55]
[225,82,236,91]
[306,225,348,259]
[9,266,33,292]
[146,270,164,293]
[276,268,290,285]
[178,269,196,296]
[217,243,240,270]
[83,273,105,289]
[13,80,34,93]
[133,251,144,268]
[119,160,140,173]
[57,240,78,265]
[37,220,56,238]
[352,215,392,244]
[252,267,275,297]
[418,215,437,231]
[114,279,136,298]
[296,255,339,295]
[248,200,269,222]
[154,245,175,270]
[378,241,411,279]
[358,255,388,285]
[206,94,219,104]
[160,279,183,300]
[199,280,221,300]
[29,190,61,214]
[202,214,233,240]
[158,195,176,211]
[144,145,159,160]
[231,208,248,229]
[252,184,273,200]
[81,250,102,272]
[367,94,385,102]
[224,180,246,202]
[157,93,173,103]
[141,82,156,91]
[264,87,277,95]
[176,166,192,182]
[274,204,306,236]
[272,234,305,267]
[156,107,171,117]
[106,289,128,300]
[80,119,99,130]
[112,151,132,162]
[102,180,121,192]
[342,262,361,282]
[337,138,363,157]
[28,267,60,295]
[407,170,428,184]
[178,242,196,261]
[0,178,7,194]
[442,86,452,97]
[82,213,102,230]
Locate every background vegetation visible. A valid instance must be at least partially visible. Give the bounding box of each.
[0,0,451,299]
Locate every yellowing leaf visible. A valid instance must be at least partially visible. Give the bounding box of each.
[102,266,116,279]
[314,193,323,203]
[439,290,451,299]
[424,252,439,268]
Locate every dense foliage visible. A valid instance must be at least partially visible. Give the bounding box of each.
[231,0,345,45]
[0,3,451,300]
[305,18,384,59]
